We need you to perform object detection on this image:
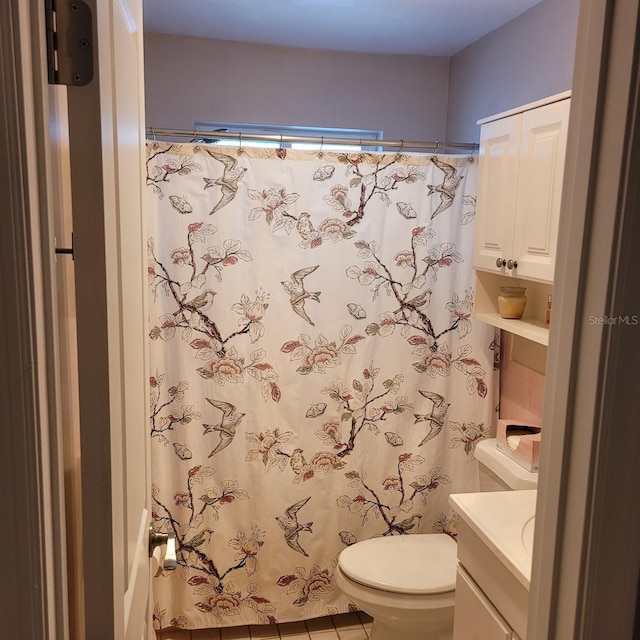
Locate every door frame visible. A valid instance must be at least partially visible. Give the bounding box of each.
[4,0,640,638]
[0,0,68,637]
[529,0,640,637]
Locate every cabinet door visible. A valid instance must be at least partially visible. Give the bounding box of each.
[512,99,570,282]
[473,114,521,273]
[453,566,513,640]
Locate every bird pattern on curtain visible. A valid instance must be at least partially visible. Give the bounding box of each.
[146,142,499,632]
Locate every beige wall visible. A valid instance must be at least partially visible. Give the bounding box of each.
[143,34,451,141]
[145,0,581,144]
[446,0,580,141]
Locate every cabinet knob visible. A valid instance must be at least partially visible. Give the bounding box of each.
[496,258,506,268]
[507,259,518,270]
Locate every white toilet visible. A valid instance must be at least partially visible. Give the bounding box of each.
[334,438,538,640]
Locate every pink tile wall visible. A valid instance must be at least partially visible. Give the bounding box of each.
[499,333,545,423]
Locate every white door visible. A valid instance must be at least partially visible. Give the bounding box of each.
[64,0,151,637]
[473,114,521,274]
[512,99,570,282]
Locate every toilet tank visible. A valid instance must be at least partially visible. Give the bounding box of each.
[475,438,538,490]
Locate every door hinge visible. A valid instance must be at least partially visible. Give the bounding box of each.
[45,0,94,86]
[54,233,74,261]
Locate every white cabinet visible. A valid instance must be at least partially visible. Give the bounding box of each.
[452,519,530,640]
[473,93,570,346]
[449,492,535,640]
[473,113,521,275]
[474,93,570,283]
[454,566,513,640]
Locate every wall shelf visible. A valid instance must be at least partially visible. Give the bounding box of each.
[473,270,551,346]
[474,311,549,346]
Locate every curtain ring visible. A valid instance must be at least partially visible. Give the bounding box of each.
[280,134,284,149]
[318,136,324,158]
[150,127,156,141]
[238,131,244,154]
[435,140,440,151]
[399,139,404,153]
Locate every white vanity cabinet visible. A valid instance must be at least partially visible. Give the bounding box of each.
[472,92,570,346]
[449,491,536,640]
[454,566,513,640]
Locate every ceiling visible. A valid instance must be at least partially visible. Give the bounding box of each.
[142,0,544,57]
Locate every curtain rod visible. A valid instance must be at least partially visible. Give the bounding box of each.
[146,127,479,152]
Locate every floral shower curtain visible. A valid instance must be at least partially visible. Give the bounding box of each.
[146,142,498,632]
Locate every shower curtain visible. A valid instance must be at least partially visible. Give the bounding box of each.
[146,142,498,632]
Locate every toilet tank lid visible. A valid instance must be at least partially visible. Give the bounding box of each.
[338,533,457,595]
[476,438,538,490]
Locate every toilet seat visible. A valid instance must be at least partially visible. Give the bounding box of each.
[337,533,457,595]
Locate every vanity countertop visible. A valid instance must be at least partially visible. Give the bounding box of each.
[449,489,536,589]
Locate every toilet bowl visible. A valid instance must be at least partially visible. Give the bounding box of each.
[335,438,538,640]
[335,534,457,640]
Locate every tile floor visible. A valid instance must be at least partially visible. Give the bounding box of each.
[156,612,373,640]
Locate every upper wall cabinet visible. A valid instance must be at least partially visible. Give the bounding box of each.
[473,93,571,283]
